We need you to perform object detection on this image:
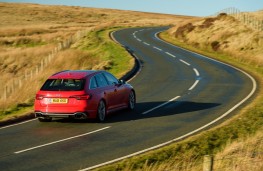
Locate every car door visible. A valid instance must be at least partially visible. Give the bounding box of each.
[94,73,116,110]
[103,72,126,108]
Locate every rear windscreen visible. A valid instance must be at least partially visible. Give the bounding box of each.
[41,79,85,91]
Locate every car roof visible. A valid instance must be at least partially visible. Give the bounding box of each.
[49,70,100,79]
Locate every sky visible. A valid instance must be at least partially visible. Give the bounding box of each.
[1,0,263,16]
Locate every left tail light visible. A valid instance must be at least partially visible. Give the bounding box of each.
[36,94,45,100]
[70,95,91,100]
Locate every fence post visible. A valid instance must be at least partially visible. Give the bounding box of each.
[19,79,22,88]
[203,155,213,171]
[3,86,8,100]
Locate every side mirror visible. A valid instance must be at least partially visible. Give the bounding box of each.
[118,80,126,85]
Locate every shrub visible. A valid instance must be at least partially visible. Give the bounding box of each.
[175,23,196,38]
[211,41,220,51]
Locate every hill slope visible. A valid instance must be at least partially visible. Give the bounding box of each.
[168,13,263,66]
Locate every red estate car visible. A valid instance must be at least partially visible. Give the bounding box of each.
[34,70,136,122]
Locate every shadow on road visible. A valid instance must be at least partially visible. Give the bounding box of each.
[105,101,221,123]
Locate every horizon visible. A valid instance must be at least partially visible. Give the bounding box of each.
[1,0,263,17]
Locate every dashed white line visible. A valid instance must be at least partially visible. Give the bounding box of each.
[14,126,111,154]
[180,59,191,66]
[143,42,150,46]
[165,52,176,58]
[142,96,181,115]
[153,46,163,51]
[137,38,142,42]
[193,68,200,77]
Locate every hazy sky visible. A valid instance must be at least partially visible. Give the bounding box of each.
[1,0,263,16]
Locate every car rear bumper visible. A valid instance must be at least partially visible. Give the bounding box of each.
[35,111,96,119]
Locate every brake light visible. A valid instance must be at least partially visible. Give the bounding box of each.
[36,94,45,100]
[70,95,91,100]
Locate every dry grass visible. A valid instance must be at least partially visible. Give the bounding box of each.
[213,129,263,171]
[168,13,263,67]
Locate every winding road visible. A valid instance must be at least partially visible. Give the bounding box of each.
[0,27,256,171]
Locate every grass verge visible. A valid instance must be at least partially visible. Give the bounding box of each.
[74,27,134,78]
[93,31,263,170]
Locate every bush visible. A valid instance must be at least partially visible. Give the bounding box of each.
[211,41,220,51]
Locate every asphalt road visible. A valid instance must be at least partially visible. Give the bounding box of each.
[0,27,255,171]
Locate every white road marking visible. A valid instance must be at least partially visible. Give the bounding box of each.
[189,80,200,90]
[142,96,181,115]
[153,46,162,51]
[165,52,176,58]
[193,68,200,77]
[137,39,142,42]
[180,59,191,66]
[14,126,111,154]
[0,118,37,130]
[154,32,161,39]
[143,42,150,46]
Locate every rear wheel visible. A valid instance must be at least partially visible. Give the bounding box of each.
[38,117,52,122]
[97,100,106,122]
[128,91,135,110]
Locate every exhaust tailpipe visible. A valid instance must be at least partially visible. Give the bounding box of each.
[74,113,88,119]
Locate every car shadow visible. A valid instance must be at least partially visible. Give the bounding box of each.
[105,101,221,123]
[53,101,220,124]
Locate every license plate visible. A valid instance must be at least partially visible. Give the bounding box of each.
[50,98,68,104]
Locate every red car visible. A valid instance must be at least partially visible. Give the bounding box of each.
[34,70,136,122]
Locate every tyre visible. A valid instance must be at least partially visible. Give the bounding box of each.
[128,91,135,110]
[97,100,106,122]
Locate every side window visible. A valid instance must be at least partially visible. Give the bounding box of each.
[89,76,98,89]
[103,72,118,85]
[95,73,108,87]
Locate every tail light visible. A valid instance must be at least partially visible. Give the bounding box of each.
[36,94,45,100]
[70,95,91,100]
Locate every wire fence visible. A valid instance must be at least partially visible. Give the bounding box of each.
[0,28,92,101]
[203,153,263,171]
[214,7,263,31]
